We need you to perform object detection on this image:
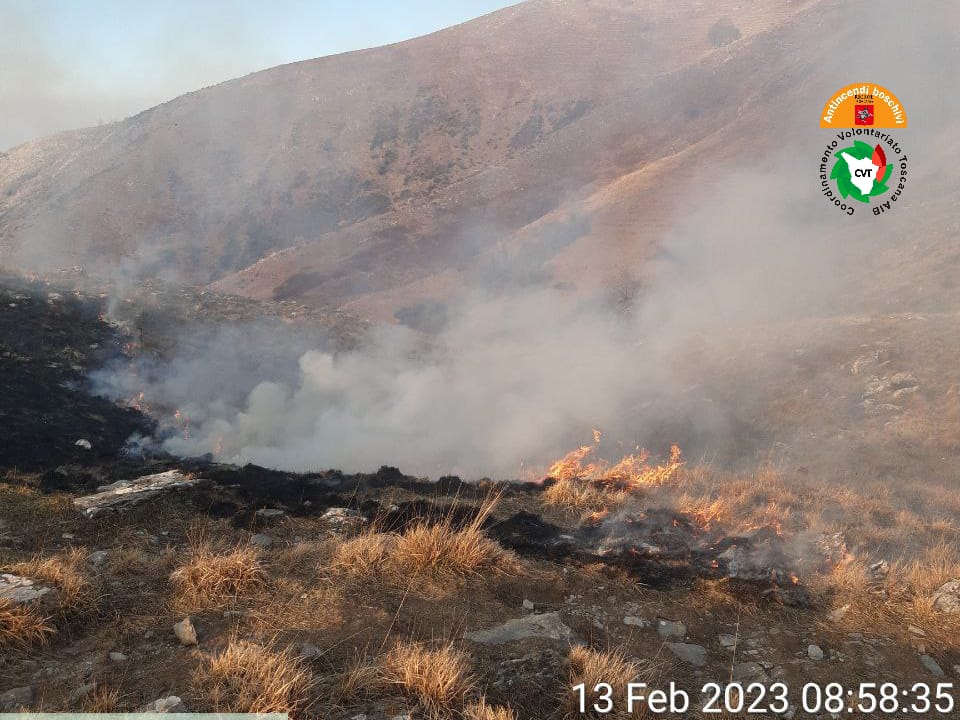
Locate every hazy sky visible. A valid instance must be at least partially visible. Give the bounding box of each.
[0,0,519,151]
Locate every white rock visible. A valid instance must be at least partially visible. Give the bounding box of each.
[807,644,825,661]
[0,574,53,604]
[74,439,92,450]
[173,617,198,646]
[74,470,197,518]
[108,651,128,663]
[623,616,649,627]
[138,696,187,713]
[656,619,687,639]
[522,599,535,610]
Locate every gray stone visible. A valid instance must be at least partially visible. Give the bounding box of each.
[732,661,766,681]
[666,643,707,667]
[465,612,577,645]
[108,651,128,663]
[138,696,188,713]
[250,533,273,548]
[718,634,738,649]
[920,655,945,677]
[74,470,198,518]
[300,643,323,660]
[623,616,649,627]
[0,686,35,711]
[255,508,286,525]
[807,644,825,661]
[0,574,52,604]
[827,604,850,622]
[932,580,960,614]
[173,617,198,646]
[522,599,535,610]
[656,619,686,639]
[88,550,110,567]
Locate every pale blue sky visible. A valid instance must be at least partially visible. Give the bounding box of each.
[0,0,520,151]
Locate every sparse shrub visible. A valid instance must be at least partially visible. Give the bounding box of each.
[0,599,55,649]
[192,640,314,714]
[382,641,474,718]
[81,685,121,712]
[170,542,267,612]
[708,19,741,47]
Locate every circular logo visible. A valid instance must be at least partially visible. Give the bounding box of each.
[830,140,891,203]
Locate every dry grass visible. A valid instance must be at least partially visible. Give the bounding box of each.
[382,641,475,718]
[192,639,314,714]
[170,542,267,612]
[332,532,391,577]
[463,698,517,720]
[9,548,93,612]
[566,646,645,718]
[247,581,343,633]
[543,477,627,513]
[330,653,382,705]
[80,685,121,712]
[332,493,519,590]
[0,599,55,649]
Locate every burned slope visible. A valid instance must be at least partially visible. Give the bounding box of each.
[0,277,152,472]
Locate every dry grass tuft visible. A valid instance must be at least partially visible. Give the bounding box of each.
[332,493,519,589]
[332,533,392,577]
[330,653,382,705]
[463,698,517,720]
[567,646,645,717]
[192,639,314,714]
[382,641,475,718]
[81,685,121,712]
[0,599,55,649]
[170,542,267,612]
[9,548,93,612]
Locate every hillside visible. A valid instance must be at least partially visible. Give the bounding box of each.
[0,0,905,319]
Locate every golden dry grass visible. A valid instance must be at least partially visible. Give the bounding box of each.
[0,599,55,649]
[332,493,519,590]
[192,640,314,714]
[170,542,267,612]
[566,646,647,718]
[382,641,475,718]
[8,548,93,612]
[463,698,517,720]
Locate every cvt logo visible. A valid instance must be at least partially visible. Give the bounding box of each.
[817,83,909,217]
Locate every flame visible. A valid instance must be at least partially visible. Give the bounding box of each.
[546,436,683,491]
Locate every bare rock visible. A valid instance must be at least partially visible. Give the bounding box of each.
[920,655,945,677]
[255,508,286,525]
[932,580,960,614]
[732,661,766,681]
[807,644,825,661]
[250,533,273,548]
[465,612,577,645]
[74,470,198,518]
[173,617,198,646]
[623,616,649,627]
[666,642,707,667]
[108,651,128,663]
[138,696,188,712]
[0,574,53,605]
[656,618,686,639]
[718,634,738,649]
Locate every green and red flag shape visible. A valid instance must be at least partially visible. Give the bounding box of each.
[830,140,891,203]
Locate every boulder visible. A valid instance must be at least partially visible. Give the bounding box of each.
[74,470,198,518]
[0,574,53,605]
[465,612,577,645]
[932,580,960,614]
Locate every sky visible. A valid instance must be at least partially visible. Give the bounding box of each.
[0,0,519,151]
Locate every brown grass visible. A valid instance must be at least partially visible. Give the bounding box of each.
[0,599,55,649]
[81,685,121,712]
[170,542,267,612]
[330,653,382,705]
[192,640,314,714]
[566,646,646,718]
[9,548,93,612]
[332,493,519,590]
[464,698,517,720]
[382,641,475,718]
